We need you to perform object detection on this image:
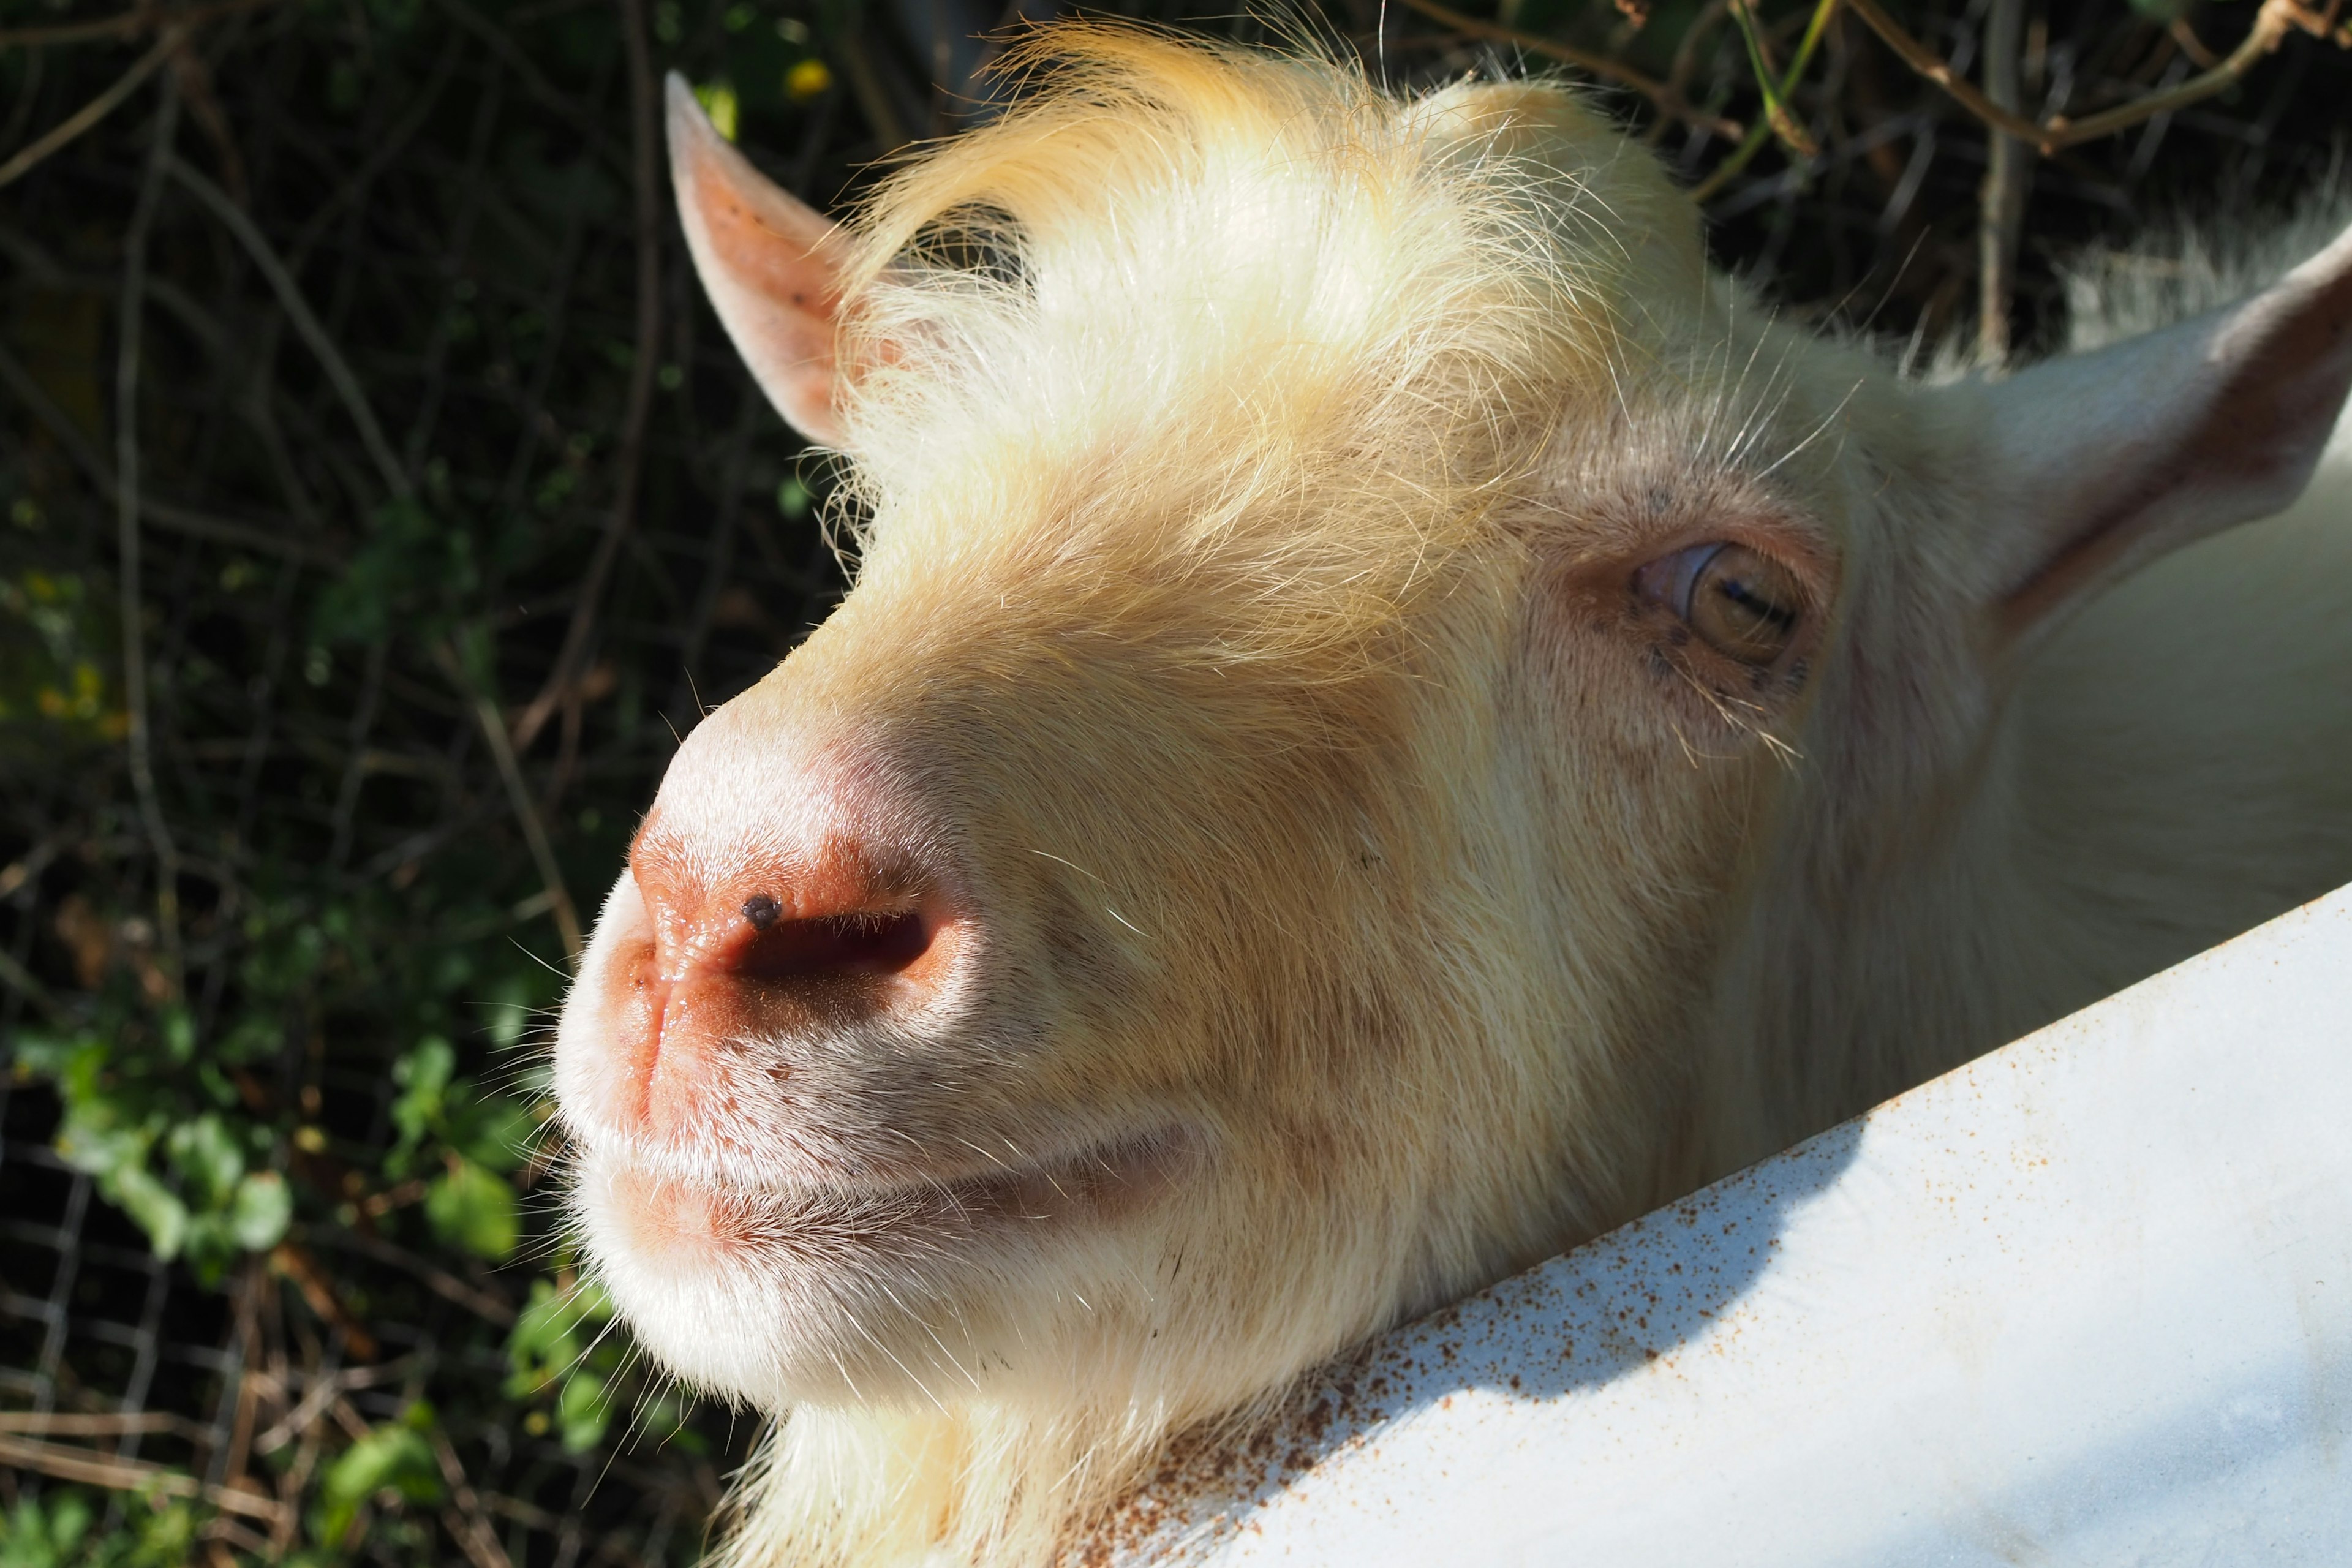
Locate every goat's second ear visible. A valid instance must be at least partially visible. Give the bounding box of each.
[668,74,848,447]
[1975,223,2352,641]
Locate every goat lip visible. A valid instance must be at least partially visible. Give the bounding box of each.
[603,1123,1200,1243]
[906,1125,1201,1226]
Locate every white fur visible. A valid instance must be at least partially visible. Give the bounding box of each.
[551,31,2352,1566]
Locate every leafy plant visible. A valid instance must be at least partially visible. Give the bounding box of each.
[390,1035,537,1259]
[0,1489,200,1568]
[15,1019,292,1282]
[314,1404,445,1549]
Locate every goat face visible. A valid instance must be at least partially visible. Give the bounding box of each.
[552,29,2352,1433]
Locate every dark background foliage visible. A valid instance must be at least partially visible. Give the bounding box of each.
[0,0,2346,1558]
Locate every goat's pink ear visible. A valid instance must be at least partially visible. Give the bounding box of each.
[668,74,849,447]
[1979,224,2352,639]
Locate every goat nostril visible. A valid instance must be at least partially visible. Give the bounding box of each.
[731,908,934,984]
[742,894,781,930]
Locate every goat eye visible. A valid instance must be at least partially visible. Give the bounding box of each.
[1634,542,1805,666]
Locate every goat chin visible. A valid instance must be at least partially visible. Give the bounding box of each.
[548,26,2352,1567]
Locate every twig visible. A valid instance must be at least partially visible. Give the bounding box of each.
[427,0,631,168]
[250,1355,428,1455]
[269,1243,381,1360]
[121,69,187,998]
[170,34,249,206]
[0,31,175,188]
[1842,0,2303,154]
[0,1411,205,1439]
[1977,0,2029,362]
[0,1434,286,1523]
[1395,0,1744,140]
[328,641,390,868]
[1688,0,1841,202]
[219,1263,268,1505]
[435,642,586,962]
[2170,16,2222,70]
[434,1432,519,1568]
[299,1224,519,1325]
[1728,0,1818,155]
[508,0,662,761]
[0,337,345,565]
[1648,0,1735,145]
[835,25,913,150]
[0,0,285,48]
[482,1493,565,1532]
[0,942,69,1023]
[0,39,39,149]
[288,31,466,266]
[167,156,416,505]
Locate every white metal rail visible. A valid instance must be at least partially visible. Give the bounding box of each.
[1107,883,2352,1566]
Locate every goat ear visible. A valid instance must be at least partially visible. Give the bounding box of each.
[1980,223,2352,640]
[667,74,848,447]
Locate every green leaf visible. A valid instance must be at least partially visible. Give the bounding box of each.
[316,1419,442,1546]
[480,973,540,1050]
[7,1027,86,1080]
[111,1164,189,1261]
[0,1488,94,1568]
[447,1090,537,1173]
[389,1036,455,1166]
[160,1006,197,1065]
[425,1158,518,1260]
[165,1113,245,1207]
[115,1497,199,1568]
[53,1112,151,1184]
[693,80,741,141]
[230,1170,294,1250]
[556,1368,613,1451]
[506,1277,611,1396]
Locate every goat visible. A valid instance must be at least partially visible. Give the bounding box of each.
[549,26,2352,1566]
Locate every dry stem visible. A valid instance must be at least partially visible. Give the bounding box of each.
[1977,0,2029,361]
[0,31,175,187]
[120,69,186,997]
[1397,0,1746,139]
[508,0,662,764]
[1844,0,2309,154]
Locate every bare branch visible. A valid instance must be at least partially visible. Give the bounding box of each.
[434,1431,519,1568]
[121,69,187,995]
[1687,0,1842,202]
[508,0,662,762]
[1844,0,2305,155]
[436,643,586,963]
[168,156,417,505]
[0,941,69,1023]
[1395,0,1746,140]
[0,337,344,565]
[0,0,285,48]
[0,31,174,189]
[0,1434,288,1524]
[0,1411,207,1438]
[1978,0,2029,362]
[300,1225,520,1326]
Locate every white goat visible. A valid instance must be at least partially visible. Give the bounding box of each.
[549,26,2352,1566]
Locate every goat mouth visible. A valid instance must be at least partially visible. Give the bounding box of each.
[594,1125,1197,1263]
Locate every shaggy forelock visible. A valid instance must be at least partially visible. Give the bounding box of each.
[823,28,1705,664]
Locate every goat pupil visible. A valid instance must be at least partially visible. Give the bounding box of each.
[1689,545,1803,665]
[1715,576,1795,629]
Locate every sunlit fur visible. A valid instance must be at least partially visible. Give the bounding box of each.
[550,28,2352,1567]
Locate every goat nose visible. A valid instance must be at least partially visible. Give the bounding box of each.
[601,815,962,1137]
[631,835,954,1001]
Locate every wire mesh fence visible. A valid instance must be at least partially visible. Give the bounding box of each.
[2,0,2348,1559]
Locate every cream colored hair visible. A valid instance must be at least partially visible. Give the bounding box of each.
[549,27,2352,1568]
